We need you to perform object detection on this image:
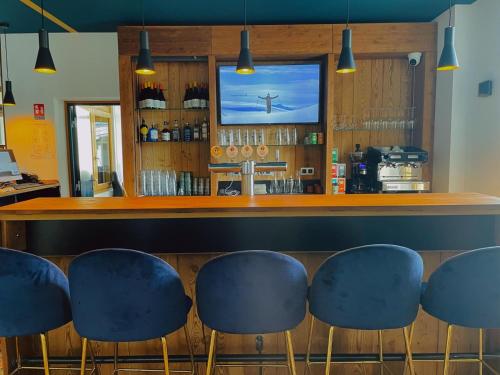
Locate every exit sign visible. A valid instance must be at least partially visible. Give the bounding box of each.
[34,104,45,120]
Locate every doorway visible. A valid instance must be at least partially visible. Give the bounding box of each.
[66,103,123,197]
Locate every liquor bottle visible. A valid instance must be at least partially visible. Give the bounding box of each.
[201,117,209,142]
[159,84,167,109]
[172,120,181,142]
[148,123,159,142]
[192,82,201,109]
[183,122,192,142]
[137,83,145,109]
[140,118,148,142]
[161,121,171,142]
[193,118,200,141]
[183,83,191,109]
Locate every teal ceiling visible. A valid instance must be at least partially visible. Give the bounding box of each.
[3,0,476,33]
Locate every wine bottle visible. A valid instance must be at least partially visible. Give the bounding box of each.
[172,120,181,142]
[204,83,210,109]
[137,83,144,109]
[183,83,190,109]
[159,84,167,109]
[161,121,171,141]
[200,83,207,109]
[183,122,192,142]
[145,82,154,109]
[140,118,148,142]
[201,117,209,142]
[193,118,200,141]
[192,81,201,109]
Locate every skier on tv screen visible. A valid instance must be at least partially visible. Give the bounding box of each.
[258,93,279,113]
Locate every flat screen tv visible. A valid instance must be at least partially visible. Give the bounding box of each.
[217,63,322,126]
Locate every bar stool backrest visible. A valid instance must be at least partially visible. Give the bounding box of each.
[196,250,308,334]
[0,247,71,337]
[68,248,191,342]
[309,244,423,330]
[421,246,500,328]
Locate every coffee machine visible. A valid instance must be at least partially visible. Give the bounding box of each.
[349,144,369,193]
[366,146,430,193]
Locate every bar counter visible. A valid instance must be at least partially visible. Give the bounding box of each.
[1,193,500,375]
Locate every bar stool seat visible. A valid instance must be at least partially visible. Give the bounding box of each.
[68,248,194,375]
[421,246,500,375]
[196,250,308,375]
[0,247,72,375]
[307,244,423,375]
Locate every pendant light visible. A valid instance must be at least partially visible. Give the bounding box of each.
[437,0,459,71]
[34,0,56,74]
[337,0,356,74]
[236,0,255,74]
[135,0,155,75]
[1,23,15,106]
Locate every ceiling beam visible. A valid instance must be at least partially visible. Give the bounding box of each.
[18,0,77,33]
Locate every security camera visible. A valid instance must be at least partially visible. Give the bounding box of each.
[408,52,422,67]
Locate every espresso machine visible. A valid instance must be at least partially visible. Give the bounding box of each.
[349,144,369,193]
[366,146,430,193]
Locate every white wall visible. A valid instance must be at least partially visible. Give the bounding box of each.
[433,0,500,195]
[1,32,119,196]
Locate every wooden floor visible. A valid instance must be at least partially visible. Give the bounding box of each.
[3,251,497,375]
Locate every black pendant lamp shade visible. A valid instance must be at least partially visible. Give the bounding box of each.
[135,30,155,75]
[3,81,15,106]
[438,26,459,71]
[236,30,255,74]
[337,28,356,74]
[34,28,56,74]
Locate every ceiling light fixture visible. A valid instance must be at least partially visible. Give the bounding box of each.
[34,0,56,74]
[236,0,255,75]
[437,0,459,71]
[1,23,15,106]
[337,0,356,74]
[135,0,155,75]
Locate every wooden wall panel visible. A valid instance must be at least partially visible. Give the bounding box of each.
[212,25,333,57]
[118,26,212,56]
[22,251,461,375]
[332,57,414,175]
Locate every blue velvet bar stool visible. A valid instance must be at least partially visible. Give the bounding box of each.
[0,247,72,375]
[307,245,423,375]
[68,249,194,375]
[196,250,308,375]
[421,246,500,375]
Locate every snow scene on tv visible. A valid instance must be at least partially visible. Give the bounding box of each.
[219,64,320,125]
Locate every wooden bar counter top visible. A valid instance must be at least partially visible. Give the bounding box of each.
[1,193,500,220]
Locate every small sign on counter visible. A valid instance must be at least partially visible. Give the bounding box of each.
[34,104,45,120]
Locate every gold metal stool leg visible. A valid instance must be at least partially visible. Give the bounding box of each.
[285,330,297,375]
[113,342,119,375]
[325,327,334,375]
[403,326,415,375]
[40,333,50,375]
[206,330,217,375]
[443,325,453,375]
[184,325,195,375]
[161,336,170,375]
[80,337,88,375]
[479,328,483,375]
[378,330,384,375]
[304,317,315,375]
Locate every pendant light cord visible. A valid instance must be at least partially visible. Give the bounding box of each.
[41,0,45,28]
[448,0,453,26]
[244,0,247,31]
[3,31,9,80]
[141,0,145,31]
[346,0,350,29]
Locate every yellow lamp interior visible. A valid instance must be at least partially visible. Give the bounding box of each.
[437,65,459,71]
[336,68,357,74]
[34,67,57,74]
[236,68,255,75]
[3,103,16,107]
[135,68,156,75]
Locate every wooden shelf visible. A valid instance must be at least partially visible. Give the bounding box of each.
[135,108,209,112]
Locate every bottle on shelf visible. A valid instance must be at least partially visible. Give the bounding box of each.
[183,83,191,109]
[201,117,209,142]
[161,121,171,142]
[158,84,167,109]
[147,123,159,142]
[140,118,148,142]
[193,118,200,141]
[191,82,201,109]
[183,121,192,142]
[172,120,181,142]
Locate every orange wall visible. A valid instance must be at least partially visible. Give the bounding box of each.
[6,115,59,180]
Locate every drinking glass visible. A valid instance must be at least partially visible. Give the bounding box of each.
[285,178,294,194]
